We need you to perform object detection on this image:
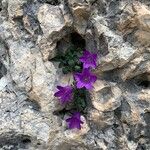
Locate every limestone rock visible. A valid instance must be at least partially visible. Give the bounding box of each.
[7,0,28,19]
[93,18,136,71]
[37,4,73,60]
[0,0,150,149]
[28,56,57,112]
[90,80,122,112]
[38,4,65,37]
[68,0,91,34]
[118,2,150,47]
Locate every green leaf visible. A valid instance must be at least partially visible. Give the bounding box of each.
[74,65,82,72]
[76,51,83,57]
[60,60,67,65]
[62,67,70,74]
[75,98,86,111]
[80,99,86,108]
[68,60,75,66]
[77,47,83,51]
[69,45,76,52]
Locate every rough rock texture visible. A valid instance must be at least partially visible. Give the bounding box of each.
[0,0,150,149]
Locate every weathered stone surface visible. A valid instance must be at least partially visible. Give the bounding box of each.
[68,0,91,34]
[90,80,122,112]
[38,4,65,37]
[118,2,150,47]
[37,3,73,60]
[93,19,136,71]
[7,0,28,19]
[0,0,150,149]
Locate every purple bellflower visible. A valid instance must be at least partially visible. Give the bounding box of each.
[80,50,97,69]
[54,85,73,104]
[66,112,84,129]
[74,68,97,90]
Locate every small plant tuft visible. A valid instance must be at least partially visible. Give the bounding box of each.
[53,46,98,130]
[52,45,83,74]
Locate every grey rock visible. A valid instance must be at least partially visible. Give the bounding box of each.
[0,0,150,149]
[37,4,73,60]
[68,0,91,34]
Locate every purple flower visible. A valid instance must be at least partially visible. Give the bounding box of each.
[80,50,97,69]
[54,85,73,104]
[66,112,84,129]
[74,68,97,90]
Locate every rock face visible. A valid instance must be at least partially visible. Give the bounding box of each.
[0,0,150,150]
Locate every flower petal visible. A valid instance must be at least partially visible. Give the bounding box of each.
[55,85,73,104]
[76,122,81,129]
[74,73,82,82]
[79,50,97,69]
[85,83,93,90]
[79,56,86,62]
[73,112,80,119]
[84,50,90,55]
[66,118,72,122]
[66,118,76,129]
[61,94,71,102]
[54,91,63,97]
[91,75,97,83]
[69,122,76,129]
[93,61,97,68]
[93,54,97,60]
[83,63,91,69]
[57,86,63,90]
[66,112,83,130]
[83,68,90,74]
[76,82,84,89]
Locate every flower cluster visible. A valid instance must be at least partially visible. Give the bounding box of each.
[54,50,97,130]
